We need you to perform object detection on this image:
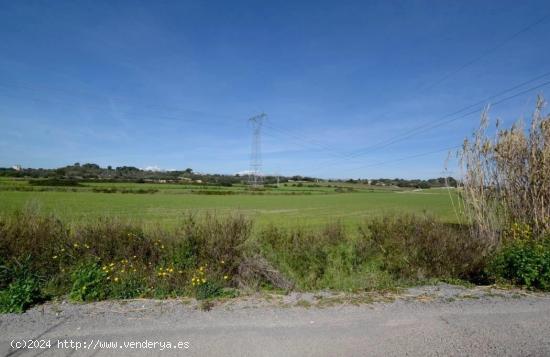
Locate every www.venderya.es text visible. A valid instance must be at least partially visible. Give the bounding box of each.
[11,339,190,351]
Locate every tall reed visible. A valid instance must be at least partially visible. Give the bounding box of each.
[459,95,550,245]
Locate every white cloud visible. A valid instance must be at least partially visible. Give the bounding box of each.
[142,165,177,172]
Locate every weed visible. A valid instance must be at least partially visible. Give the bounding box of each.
[0,276,41,313]
[488,234,550,290]
[69,261,109,302]
[195,281,223,300]
[360,214,487,281]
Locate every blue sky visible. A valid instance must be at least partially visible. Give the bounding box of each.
[1,0,549,179]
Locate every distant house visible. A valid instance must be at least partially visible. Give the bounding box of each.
[12,165,22,171]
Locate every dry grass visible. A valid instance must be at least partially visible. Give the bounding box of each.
[360,214,486,281]
[459,96,550,245]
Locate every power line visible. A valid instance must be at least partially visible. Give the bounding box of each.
[351,72,550,156]
[346,145,461,173]
[299,12,550,173]
[257,11,550,171]
[342,78,550,163]
[365,79,550,153]
[305,71,550,174]
[417,12,550,91]
[264,122,344,155]
[262,125,365,163]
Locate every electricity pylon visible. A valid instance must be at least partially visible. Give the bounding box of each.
[248,113,266,188]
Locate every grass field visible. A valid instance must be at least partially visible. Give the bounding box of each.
[0,178,457,228]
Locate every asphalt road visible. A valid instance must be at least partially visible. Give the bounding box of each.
[1,285,549,356]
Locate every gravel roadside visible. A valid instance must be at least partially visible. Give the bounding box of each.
[1,284,549,356]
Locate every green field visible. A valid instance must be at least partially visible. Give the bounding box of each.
[0,178,458,227]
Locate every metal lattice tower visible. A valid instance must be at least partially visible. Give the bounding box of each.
[248,113,266,188]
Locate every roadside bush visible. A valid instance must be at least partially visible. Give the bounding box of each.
[172,213,252,281]
[72,219,162,266]
[0,276,41,313]
[488,225,550,290]
[0,206,67,279]
[260,224,334,288]
[259,222,380,290]
[5,206,538,312]
[0,209,259,311]
[360,214,487,281]
[0,256,45,312]
[108,271,145,299]
[194,281,223,300]
[69,261,109,302]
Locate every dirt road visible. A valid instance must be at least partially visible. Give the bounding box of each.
[1,284,549,356]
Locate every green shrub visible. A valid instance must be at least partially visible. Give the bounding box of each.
[0,276,41,313]
[260,225,332,288]
[0,207,68,279]
[0,256,45,313]
[72,219,161,266]
[489,235,550,290]
[360,214,487,281]
[179,213,252,279]
[108,273,145,299]
[69,262,109,302]
[195,281,223,300]
[259,222,381,290]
